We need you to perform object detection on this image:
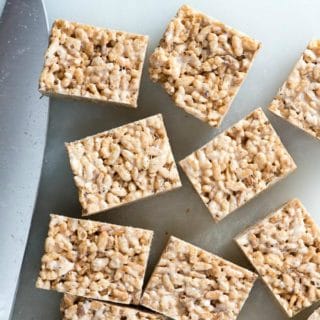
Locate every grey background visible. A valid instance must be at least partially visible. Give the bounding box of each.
[6,0,320,319]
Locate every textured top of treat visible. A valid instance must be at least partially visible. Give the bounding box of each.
[61,294,165,320]
[309,307,320,320]
[141,236,257,320]
[149,5,261,127]
[236,199,320,317]
[180,108,296,222]
[269,40,320,139]
[36,214,153,305]
[66,114,181,216]
[39,19,148,107]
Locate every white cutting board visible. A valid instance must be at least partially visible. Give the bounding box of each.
[43,1,320,319]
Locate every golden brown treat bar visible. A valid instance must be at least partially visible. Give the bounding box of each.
[179,108,296,222]
[141,236,257,320]
[235,199,320,317]
[39,19,148,107]
[61,294,165,320]
[269,40,320,140]
[149,5,261,127]
[36,214,153,305]
[66,114,181,216]
[309,307,320,320]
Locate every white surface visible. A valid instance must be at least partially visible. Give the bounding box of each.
[26,0,320,319]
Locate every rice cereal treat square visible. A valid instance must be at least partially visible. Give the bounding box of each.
[61,294,165,320]
[66,114,181,216]
[36,214,153,305]
[269,40,320,140]
[179,108,296,222]
[141,236,257,320]
[235,199,320,317]
[149,5,261,127]
[39,19,148,107]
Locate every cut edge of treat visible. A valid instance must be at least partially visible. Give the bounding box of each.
[81,179,182,217]
[38,90,141,108]
[179,5,261,44]
[168,235,258,278]
[179,108,297,223]
[49,18,150,41]
[65,114,163,146]
[48,213,154,235]
[60,294,166,319]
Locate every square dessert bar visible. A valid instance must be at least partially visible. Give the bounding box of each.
[180,108,296,222]
[149,5,261,127]
[141,236,257,320]
[66,114,181,216]
[235,199,320,317]
[269,40,320,140]
[39,19,148,107]
[36,214,153,305]
[61,294,165,320]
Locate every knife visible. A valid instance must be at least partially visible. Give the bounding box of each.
[0,0,48,319]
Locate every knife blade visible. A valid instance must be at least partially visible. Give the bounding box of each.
[0,0,48,319]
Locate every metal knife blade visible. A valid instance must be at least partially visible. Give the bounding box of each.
[0,1,48,319]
